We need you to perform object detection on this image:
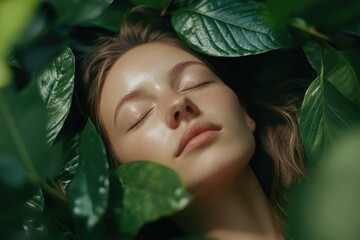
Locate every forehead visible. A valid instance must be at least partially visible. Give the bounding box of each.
[110,42,201,74]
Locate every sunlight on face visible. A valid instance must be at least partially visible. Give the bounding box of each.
[99,43,256,195]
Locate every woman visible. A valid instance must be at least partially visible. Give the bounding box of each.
[83,8,307,240]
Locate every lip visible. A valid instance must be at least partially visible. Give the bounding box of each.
[176,121,221,158]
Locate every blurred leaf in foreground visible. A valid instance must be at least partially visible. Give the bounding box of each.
[0,82,58,238]
[0,0,40,88]
[83,1,129,32]
[290,127,360,240]
[0,82,56,183]
[0,0,40,57]
[48,0,113,25]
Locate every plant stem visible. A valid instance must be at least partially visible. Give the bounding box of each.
[161,0,174,16]
[42,183,67,203]
[289,18,331,41]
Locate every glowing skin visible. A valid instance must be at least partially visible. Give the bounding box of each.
[99,42,256,193]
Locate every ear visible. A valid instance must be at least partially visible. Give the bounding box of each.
[242,108,256,133]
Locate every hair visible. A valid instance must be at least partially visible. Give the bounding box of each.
[83,7,308,235]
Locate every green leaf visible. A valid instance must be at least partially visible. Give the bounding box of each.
[289,128,360,240]
[265,0,311,28]
[0,153,35,204]
[111,161,191,234]
[23,189,47,236]
[0,153,27,189]
[300,42,360,165]
[0,0,40,57]
[340,48,360,84]
[267,0,360,29]
[303,41,360,107]
[67,120,109,235]
[299,0,360,29]
[35,47,75,145]
[0,59,11,89]
[48,0,113,25]
[83,4,127,32]
[171,0,294,57]
[0,199,28,239]
[56,134,80,190]
[0,83,55,182]
[0,0,40,88]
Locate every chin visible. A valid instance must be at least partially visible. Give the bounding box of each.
[184,148,254,197]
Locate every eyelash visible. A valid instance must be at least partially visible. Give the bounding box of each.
[182,80,214,92]
[128,108,154,131]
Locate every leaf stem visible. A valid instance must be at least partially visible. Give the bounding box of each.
[319,42,325,81]
[289,18,330,41]
[161,0,174,17]
[42,183,67,203]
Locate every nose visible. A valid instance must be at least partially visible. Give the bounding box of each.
[166,94,200,129]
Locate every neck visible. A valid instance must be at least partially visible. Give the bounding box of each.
[173,166,284,240]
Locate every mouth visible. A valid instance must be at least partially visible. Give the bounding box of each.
[176,121,221,158]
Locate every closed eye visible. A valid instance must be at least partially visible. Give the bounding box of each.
[128,107,154,131]
[181,81,214,92]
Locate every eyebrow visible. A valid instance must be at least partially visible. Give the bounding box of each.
[113,90,141,126]
[171,60,205,76]
[113,60,205,125]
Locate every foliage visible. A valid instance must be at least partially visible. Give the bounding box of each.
[0,0,359,239]
[171,0,294,56]
[289,128,360,240]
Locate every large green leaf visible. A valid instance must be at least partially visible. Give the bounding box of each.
[111,161,191,234]
[0,153,27,190]
[67,120,109,235]
[0,153,35,205]
[0,0,40,57]
[48,0,113,25]
[0,83,56,182]
[171,0,294,57]
[289,129,360,240]
[300,42,360,165]
[36,47,75,145]
[0,0,40,88]
[303,41,360,107]
[0,59,11,88]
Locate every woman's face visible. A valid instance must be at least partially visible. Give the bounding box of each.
[99,42,256,194]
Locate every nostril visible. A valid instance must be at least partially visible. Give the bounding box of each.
[174,111,180,121]
[186,106,192,113]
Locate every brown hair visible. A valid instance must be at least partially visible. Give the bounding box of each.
[83,7,307,235]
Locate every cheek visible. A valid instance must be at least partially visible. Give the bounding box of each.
[206,85,243,118]
[114,123,170,163]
